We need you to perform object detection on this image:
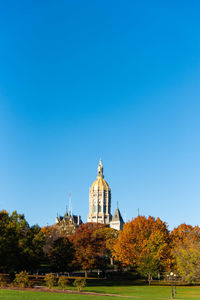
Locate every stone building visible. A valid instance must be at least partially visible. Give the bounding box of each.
[87,160,124,230]
[110,207,124,231]
[55,209,82,235]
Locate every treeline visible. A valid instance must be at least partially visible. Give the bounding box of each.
[1,210,200,283]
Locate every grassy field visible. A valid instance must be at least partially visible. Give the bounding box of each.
[1,285,200,300]
[0,290,113,300]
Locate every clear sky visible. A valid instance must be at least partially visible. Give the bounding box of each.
[0,0,200,230]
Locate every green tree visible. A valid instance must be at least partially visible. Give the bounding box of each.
[137,254,160,285]
[0,210,45,272]
[0,210,29,272]
[48,237,75,272]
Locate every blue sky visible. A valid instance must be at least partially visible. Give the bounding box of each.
[0,0,200,230]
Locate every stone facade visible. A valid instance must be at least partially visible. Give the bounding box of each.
[110,207,124,231]
[87,160,112,224]
[55,210,82,235]
[88,160,124,230]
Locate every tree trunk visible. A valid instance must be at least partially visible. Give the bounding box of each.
[110,256,114,265]
[148,273,152,285]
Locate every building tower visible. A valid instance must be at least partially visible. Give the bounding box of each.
[110,207,124,231]
[87,160,112,224]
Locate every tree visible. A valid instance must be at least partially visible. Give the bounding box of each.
[71,223,107,276]
[173,237,200,283]
[92,226,119,265]
[170,224,200,282]
[170,224,200,244]
[137,254,160,285]
[113,216,171,277]
[48,237,75,272]
[0,210,45,272]
[41,225,62,256]
[0,210,28,272]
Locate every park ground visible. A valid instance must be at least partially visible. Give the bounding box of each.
[1,284,200,300]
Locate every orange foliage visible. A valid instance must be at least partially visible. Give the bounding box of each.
[113,216,170,269]
[70,223,107,271]
[170,223,200,245]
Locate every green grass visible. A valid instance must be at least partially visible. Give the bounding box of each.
[1,285,200,299]
[84,283,200,298]
[0,290,115,300]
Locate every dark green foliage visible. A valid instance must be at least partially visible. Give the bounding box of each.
[73,278,86,292]
[48,237,75,272]
[0,210,45,273]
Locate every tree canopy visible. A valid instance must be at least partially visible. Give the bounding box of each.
[113,216,171,279]
[0,210,44,272]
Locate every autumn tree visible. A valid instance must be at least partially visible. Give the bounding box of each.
[170,223,200,245]
[41,225,62,256]
[170,224,200,282]
[93,226,119,265]
[71,222,108,276]
[113,216,171,281]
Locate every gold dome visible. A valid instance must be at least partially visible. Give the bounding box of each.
[90,178,110,192]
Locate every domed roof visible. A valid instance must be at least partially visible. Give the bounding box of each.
[90,160,110,192]
[90,178,110,192]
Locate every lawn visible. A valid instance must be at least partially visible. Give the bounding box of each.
[85,284,200,299]
[1,285,200,300]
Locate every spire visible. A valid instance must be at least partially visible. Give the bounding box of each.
[69,192,72,216]
[97,159,104,179]
[65,205,68,217]
[111,207,124,224]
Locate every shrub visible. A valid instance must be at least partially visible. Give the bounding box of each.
[73,278,86,292]
[14,271,29,288]
[44,273,55,289]
[0,275,7,287]
[58,276,70,289]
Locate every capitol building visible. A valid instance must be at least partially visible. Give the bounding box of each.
[87,160,124,230]
[56,160,124,231]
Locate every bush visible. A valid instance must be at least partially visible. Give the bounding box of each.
[14,271,29,288]
[44,273,55,289]
[58,276,70,289]
[73,278,86,292]
[0,275,7,287]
